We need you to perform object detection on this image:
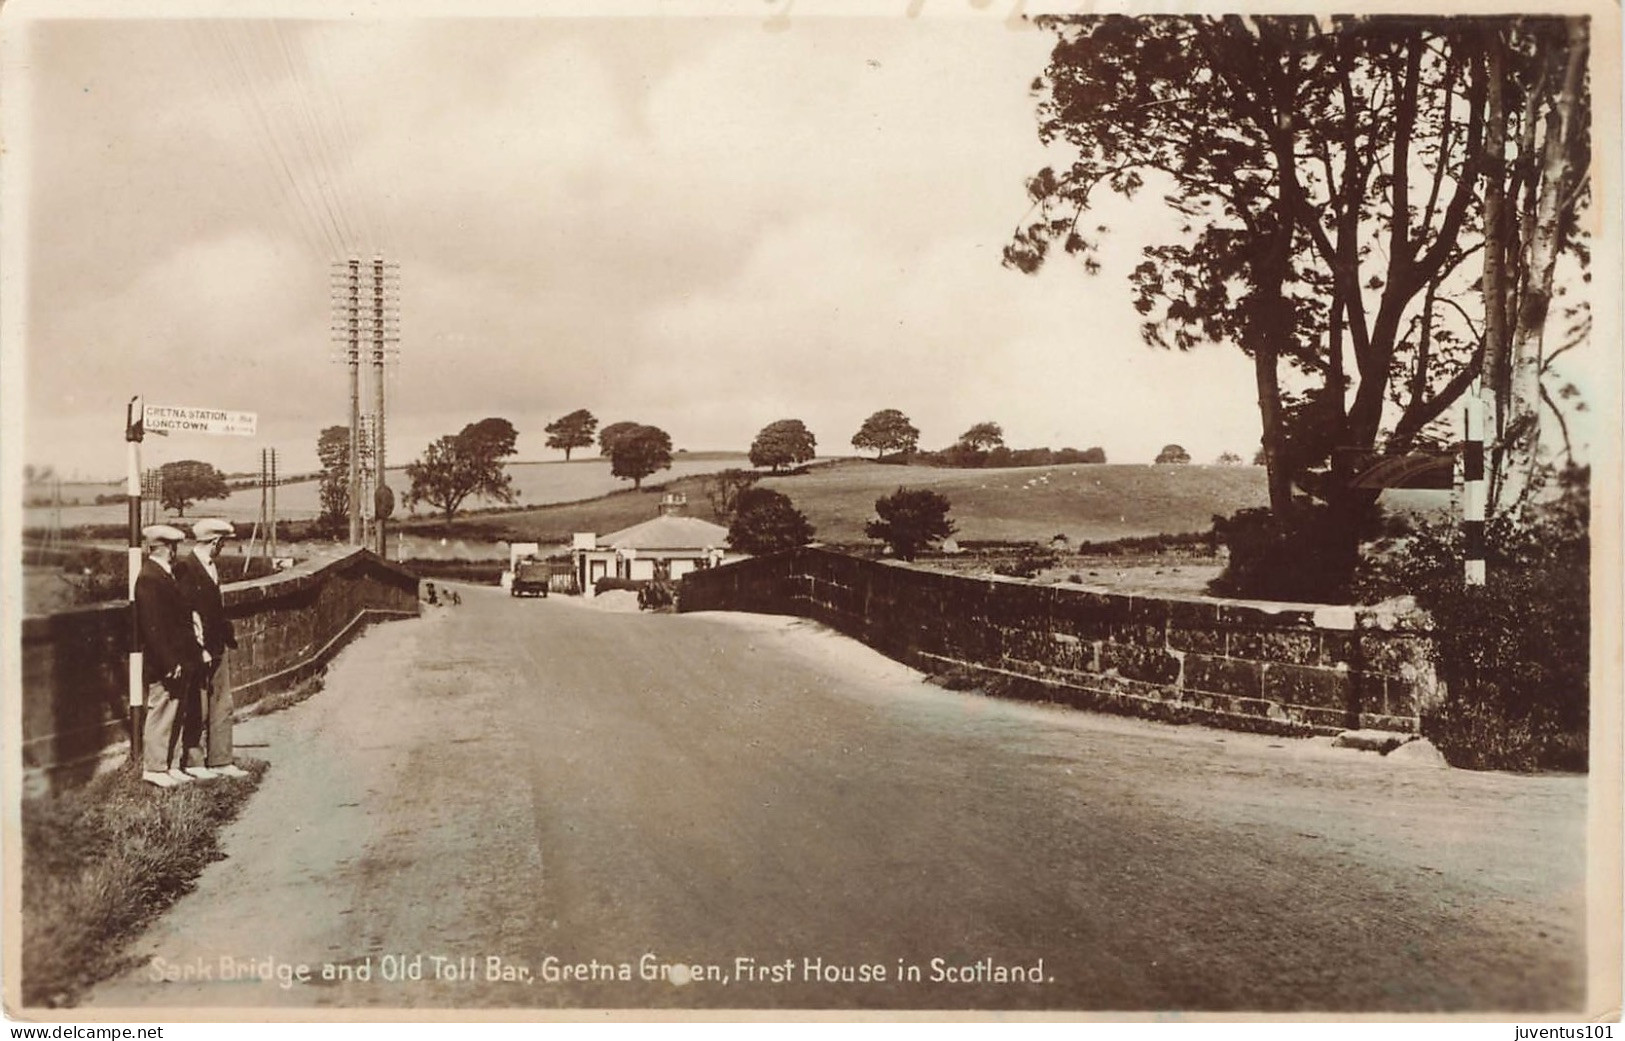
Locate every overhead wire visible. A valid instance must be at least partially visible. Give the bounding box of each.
[214,19,345,258]
[187,19,332,260]
[254,19,350,257]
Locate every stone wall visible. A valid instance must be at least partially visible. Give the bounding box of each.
[679,547,1438,737]
[20,548,420,794]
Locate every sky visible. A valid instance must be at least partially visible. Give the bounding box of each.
[2,3,1609,482]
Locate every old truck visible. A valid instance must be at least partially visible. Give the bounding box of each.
[511,559,550,597]
[505,542,550,597]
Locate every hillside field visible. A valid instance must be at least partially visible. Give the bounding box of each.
[22,453,762,529]
[758,461,1273,544]
[461,460,1278,547]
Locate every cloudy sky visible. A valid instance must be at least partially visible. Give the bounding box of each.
[3,4,1605,480]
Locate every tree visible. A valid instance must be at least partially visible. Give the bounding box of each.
[598,421,642,457]
[1217,451,1244,465]
[1008,15,1591,596]
[158,460,229,518]
[609,425,673,489]
[958,422,1005,452]
[545,409,598,462]
[404,417,521,525]
[727,487,816,555]
[1080,447,1108,464]
[1476,19,1591,514]
[749,419,818,473]
[1155,444,1192,465]
[701,468,760,523]
[865,487,955,561]
[316,425,351,533]
[851,409,919,460]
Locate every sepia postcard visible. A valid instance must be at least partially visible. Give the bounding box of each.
[2,0,1620,1027]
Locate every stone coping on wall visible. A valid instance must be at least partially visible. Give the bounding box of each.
[20,545,421,634]
[680,547,1438,737]
[20,547,421,795]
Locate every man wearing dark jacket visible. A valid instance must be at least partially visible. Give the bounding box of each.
[135,524,200,787]
[175,517,249,779]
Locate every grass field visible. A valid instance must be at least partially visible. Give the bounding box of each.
[754,460,1273,544]
[22,453,765,528]
[451,460,1275,547]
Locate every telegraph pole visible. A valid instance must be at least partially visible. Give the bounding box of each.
[372,255,394,556]
[269,447,279,560]
[259,449,269,560]
[347,259,362,546]
[335,255,397,550]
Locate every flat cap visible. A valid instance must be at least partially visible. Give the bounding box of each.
[142,524,187,545]
[192,518,236,541]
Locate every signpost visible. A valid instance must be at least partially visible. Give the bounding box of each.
[142,405,258,437]
[125,398,258,767]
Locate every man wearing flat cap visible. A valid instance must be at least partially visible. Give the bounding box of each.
[175,518,249,779]
[135,524,202,787]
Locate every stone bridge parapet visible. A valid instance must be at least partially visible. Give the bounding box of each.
[680,547,1438,737]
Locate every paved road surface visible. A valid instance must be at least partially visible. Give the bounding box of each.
[87,584,1589,1013]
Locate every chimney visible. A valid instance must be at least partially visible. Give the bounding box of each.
[658,492,687,517]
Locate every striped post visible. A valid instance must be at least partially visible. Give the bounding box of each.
[1462,383,1486,586]
[125,396,146,764]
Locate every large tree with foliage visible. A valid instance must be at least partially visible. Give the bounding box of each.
[158,460,229,518]
[609,425,673,489]
[1009,15,1590,596]
[597,421,642,458]
[749,419,817,473]
[545,408,599,461]
[404,417,520,525]
[316,425,351,533]
[958,422,1005,452]
[851,409,920,460]
[727,487,816,555]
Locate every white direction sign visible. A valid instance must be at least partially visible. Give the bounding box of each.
[143,404,258,436]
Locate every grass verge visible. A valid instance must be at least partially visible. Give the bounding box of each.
[21,758,269,1008]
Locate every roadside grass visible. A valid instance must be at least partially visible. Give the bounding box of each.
[21,759,269,1008]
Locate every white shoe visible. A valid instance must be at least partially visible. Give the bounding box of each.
[142,771,177,788]
[213,763,251,779]
[166,768,196,784]
[187,766,222,780]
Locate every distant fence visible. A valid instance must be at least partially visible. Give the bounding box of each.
[680,547,1439,737]
[20,547,420,795]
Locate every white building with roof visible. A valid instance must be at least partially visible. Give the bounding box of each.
[571,493,745,595]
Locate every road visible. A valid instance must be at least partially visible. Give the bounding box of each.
[87,584,1589,1013]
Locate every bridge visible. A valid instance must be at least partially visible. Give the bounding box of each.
[72,579,1586,1013]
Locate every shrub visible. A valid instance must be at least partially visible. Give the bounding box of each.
[727,487,815,555]
[1206,501,1369,602]
[1353,465,1590,772]
[865,487,955,561]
